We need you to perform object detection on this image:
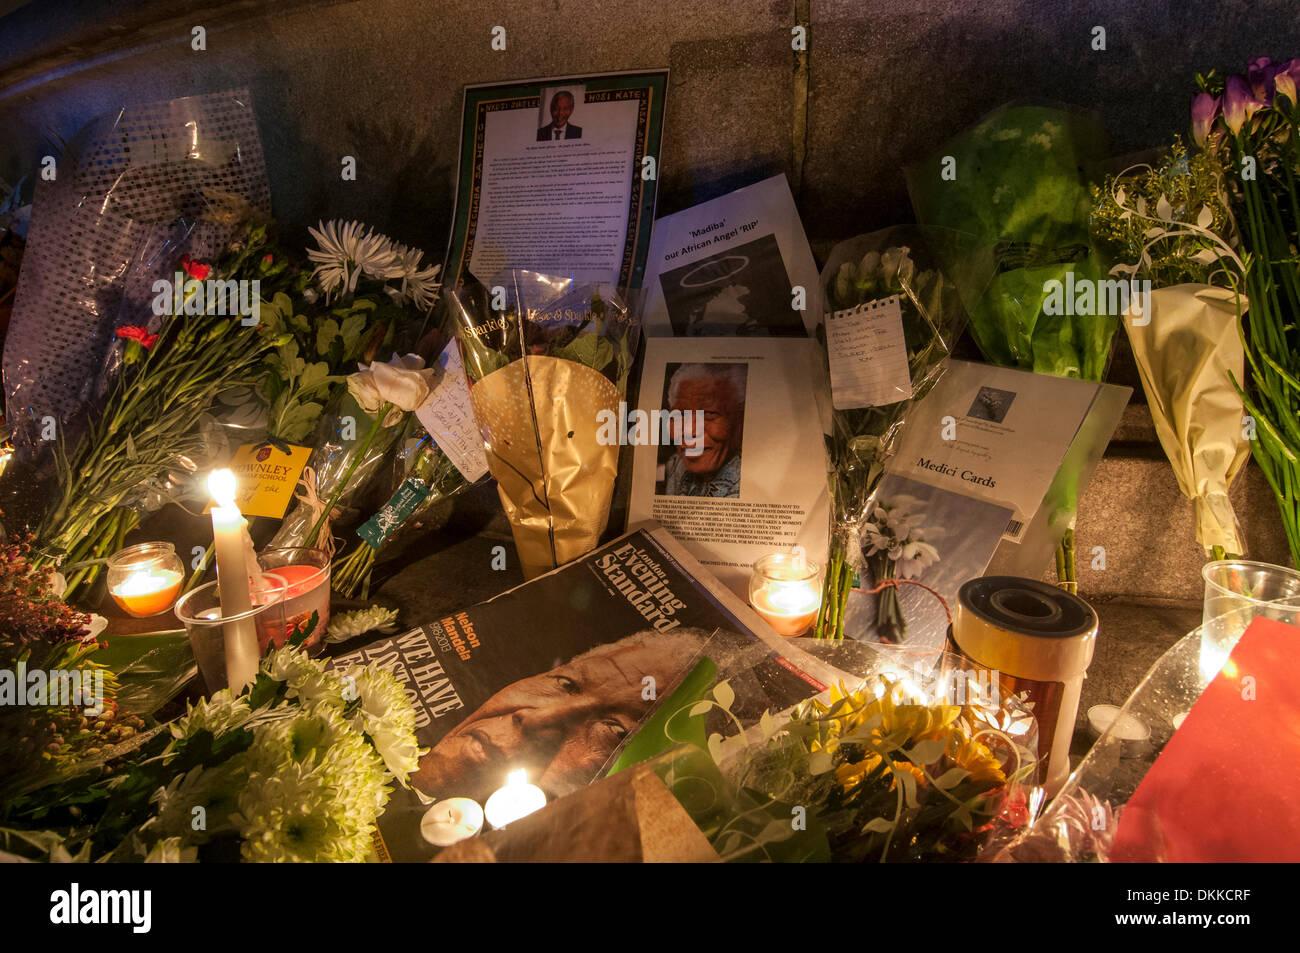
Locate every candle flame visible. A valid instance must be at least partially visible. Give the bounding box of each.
[208,468,238,508]
[506,768,528,786]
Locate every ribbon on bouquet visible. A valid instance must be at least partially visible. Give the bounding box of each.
[293,466,339,557]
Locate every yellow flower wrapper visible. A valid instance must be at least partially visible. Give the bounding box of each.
[1124,284,1251,554]
[449,271,639,578]
[470,355,621,578]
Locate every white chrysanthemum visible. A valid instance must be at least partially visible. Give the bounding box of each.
[150,763,242,843]
[389,242,442,310]
[307,219,398,301]
[234,706,389,862]
[143,836,198,864]
[326,605,399,644]
[170,690,252,741]
[263,645,347,709]
[346,663,424,786]
[233,762,353,862]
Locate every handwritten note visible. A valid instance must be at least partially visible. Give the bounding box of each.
[416,342,490,483]
[825,296,911,410]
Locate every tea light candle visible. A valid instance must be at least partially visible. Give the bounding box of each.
[751,580,822,636]
[109,567,184,617]
[420,798,485,847]
[749,553,822,637]
[208,469,259,693]
[484,769,547,829]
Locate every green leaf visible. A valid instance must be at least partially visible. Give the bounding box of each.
[895,765,920,809]
[315,318,340,356]
[555,332,614,371]
[933,767,970,789]
[808,751,833,775]
[299,361,330,393]
[713,680,734,711]
[906,738,947,765]
[688,700,713,718]
[340,312,367,357]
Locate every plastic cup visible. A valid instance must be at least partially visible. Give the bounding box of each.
[174,572,287,694]
[1200,560,1300,683]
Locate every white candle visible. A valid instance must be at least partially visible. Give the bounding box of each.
[208,469,259,692]
[484,769,547,829]
[420,798,485,847]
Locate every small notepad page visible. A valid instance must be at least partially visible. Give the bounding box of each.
[825,296,912,409]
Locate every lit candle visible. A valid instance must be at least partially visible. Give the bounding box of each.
[751,580,822,636]
[484,769,547,829]
[208,469,259,692]
[420,798,485,847]
[109,567,183,617]
[749,552,822,637]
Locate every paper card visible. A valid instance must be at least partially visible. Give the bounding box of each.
[641,174,821,337]
[224,441,312,519]
[825,297,912,410]
[626,336,830,600]
[886,360,1119,543]
[416,342,490,483]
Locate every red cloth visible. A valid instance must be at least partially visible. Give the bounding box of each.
[1111,617,1300,862]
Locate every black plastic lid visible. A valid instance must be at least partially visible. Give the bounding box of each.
[958,576,1097,639]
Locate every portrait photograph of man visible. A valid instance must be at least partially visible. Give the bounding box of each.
[537,86,583,141]
[655,362,747,499]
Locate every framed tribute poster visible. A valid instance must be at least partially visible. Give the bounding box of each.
[445,70,668,291]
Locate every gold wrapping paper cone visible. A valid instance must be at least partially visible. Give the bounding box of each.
[470,355,621,578]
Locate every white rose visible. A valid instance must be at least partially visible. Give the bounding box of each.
[347,353,436,425]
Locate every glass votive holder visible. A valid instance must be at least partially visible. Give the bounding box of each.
[749,552,822,637]
[106,542,185,617]
[258,547,331,651]
[174,572,288,694]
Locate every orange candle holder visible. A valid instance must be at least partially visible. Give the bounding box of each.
[106,542,185,617]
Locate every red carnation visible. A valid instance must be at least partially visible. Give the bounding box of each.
[116,325,159,349]
[179,254,212,281]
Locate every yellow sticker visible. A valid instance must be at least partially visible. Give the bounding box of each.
[221,442,312,519]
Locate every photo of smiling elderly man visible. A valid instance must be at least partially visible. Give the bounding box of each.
[656,362,747,498]
[412,627,711,804]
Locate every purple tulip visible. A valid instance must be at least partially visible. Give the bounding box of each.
[1223,75,1253,132]
[1191,92,1220,145]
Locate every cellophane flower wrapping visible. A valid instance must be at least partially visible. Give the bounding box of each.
[448,271,638,578]
[2,90,270,465]
[267,393,402,551]
[813,226,968,639]
[651,647,1039,862]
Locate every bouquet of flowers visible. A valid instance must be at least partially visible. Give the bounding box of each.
[908,105,1118,590]
[813,228,966,639]
[267,219,458,555]
[859,494,943,643]
[268,354,438,553]
[1093,139,1252,559]
[258,219,441,445]
[1191,58,1300,567]
[656,665,1037,862]
[1,632,421,863]
[30,235,276,603]
[448,271,638,578]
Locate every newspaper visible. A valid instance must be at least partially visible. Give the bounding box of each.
[335,522,840,861]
